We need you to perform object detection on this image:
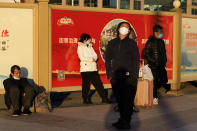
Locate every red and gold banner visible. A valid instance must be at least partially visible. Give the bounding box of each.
[52,9,173,88]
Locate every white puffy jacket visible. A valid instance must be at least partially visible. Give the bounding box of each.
[77,42,98,72]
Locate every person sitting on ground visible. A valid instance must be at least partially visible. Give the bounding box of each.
[3,65,35,116]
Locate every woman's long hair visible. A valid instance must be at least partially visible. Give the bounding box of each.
[116,21,132,38]
[79,33,91,42]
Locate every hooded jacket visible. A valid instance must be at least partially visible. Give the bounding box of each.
[77,42,98,72]
[105,36,140,79]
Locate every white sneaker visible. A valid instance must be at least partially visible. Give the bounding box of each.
[153,98,159,105]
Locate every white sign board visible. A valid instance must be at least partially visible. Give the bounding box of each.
[0,0,20,3]
[0,8,33,79]
[181,18,197,79]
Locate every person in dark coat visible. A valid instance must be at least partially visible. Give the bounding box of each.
[105,21,140,129]
[3,65,35,116]
[144,25,170,105]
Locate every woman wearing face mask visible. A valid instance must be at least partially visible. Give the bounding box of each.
[105,22,140,129]
[77,33,109,104]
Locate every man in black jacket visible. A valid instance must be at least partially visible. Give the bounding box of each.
[144,25,170,105]
[3,65,35,116]
[105,21,140,129]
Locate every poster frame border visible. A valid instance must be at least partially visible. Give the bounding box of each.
[181,14,197,82]
[49,5,177,92]
[0,3,38,94]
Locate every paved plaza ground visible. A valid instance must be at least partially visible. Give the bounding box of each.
[0,82,197,131]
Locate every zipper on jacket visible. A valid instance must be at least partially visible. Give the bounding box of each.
[118,39,121,53]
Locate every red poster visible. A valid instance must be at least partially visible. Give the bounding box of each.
[52,9,173,88]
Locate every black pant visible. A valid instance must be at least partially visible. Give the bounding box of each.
[151,67,170,98]
[81,71,107,102]
[110,75,137,124]
[5,85,35,111]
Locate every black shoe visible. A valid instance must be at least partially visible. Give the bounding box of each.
[133,106,139,113]
[23,109,32,116]
[12,110,21,117]
[113,105,119,112]
[112,119,131,130]
[83,100,92,104]
[112,121,121,127]
[87,98,93,104]
[115,123,131,130]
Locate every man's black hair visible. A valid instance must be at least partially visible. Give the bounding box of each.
[153,25,163,34]
[79,33,91,42]
[10,65,20,78]
[116,21,132,37]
